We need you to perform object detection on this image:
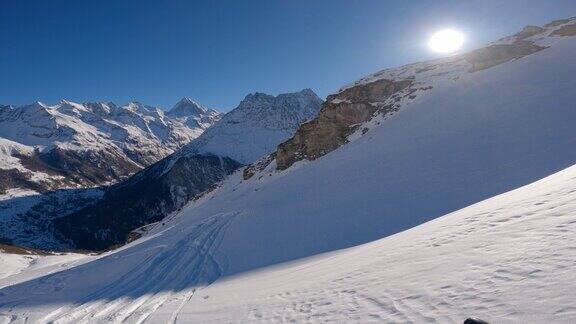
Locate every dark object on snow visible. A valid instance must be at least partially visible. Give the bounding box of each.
[464,318,489,324]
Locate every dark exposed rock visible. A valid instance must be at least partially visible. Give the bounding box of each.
[0,147,142,195]
[513,26,545,40]
[551,22,576,36]
[0,243,54,256]
[243,153,276,180]
[0,169,44,195]
[465,41,545,72]
[38,147,141,185]
[276,78,413,170]
[545,17,574,27]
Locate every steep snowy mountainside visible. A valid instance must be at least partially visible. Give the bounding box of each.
[277,16,575,170]
[186,88,322,164]
[167,97,221,129]
[157,17,576,276]
[0,139,34,171]
[50,89,321,251]
[157,163,576,323]
[0,98,219,195]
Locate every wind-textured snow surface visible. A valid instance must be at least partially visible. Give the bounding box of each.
[1,165,575,323]
[0,19,575,323]
[161,164,576,323]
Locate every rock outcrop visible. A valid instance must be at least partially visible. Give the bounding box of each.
[464,41,545,72]
[276,78,412,170]
[551,21,576,36]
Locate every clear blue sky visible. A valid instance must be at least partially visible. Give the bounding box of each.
[2,0,575,112]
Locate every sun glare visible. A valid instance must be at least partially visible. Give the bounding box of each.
[428,29,465,54]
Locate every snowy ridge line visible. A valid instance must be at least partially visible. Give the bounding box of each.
[339,16,576,92]
[271,16,576,171]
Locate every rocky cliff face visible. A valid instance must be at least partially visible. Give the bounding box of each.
[277,79,413,170]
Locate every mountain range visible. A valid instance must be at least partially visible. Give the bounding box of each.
[0,99,220,195]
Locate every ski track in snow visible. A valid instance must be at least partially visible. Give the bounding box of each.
[0,213,236,324]
[1,166,575,323]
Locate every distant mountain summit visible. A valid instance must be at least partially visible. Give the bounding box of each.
[168,97,210,117]
[167,97,221,129]
[185,88,323,164]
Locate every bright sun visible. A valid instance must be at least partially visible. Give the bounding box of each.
[428,29,465,54]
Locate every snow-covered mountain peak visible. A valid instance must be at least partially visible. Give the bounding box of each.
[180,89,322,164]
[165,97,221,131]
[121,101,152,114]
[17,102,53,119]
[168,97,211,118]
[83,101,115,116]
[33,101,48,108]
[241,92,272,102]
[238,88,321,113]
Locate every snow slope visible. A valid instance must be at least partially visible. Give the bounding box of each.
[156,163,576,323]
[0,18,575,323]
[1,163,575,323]
[0,247,89,288]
